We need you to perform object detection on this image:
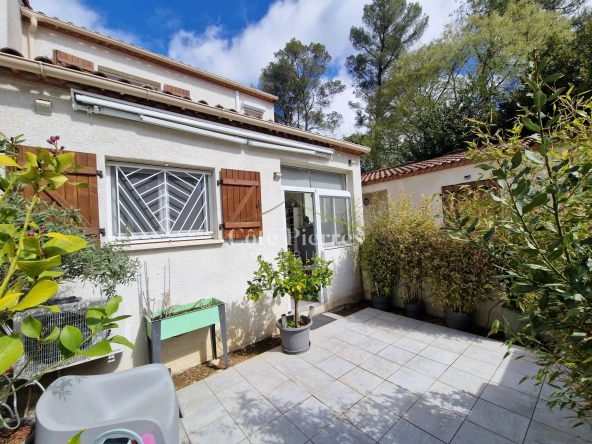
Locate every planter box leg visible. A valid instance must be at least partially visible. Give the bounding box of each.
[148,321,162,364]
[218,304,229,369]
[210,324,218,360]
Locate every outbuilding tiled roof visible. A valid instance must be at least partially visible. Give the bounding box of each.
[361,150,473,185]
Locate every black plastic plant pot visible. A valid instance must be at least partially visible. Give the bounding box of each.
[276,315,312,354]
[405,303,425,320]
[371,294,391,311]
[445,310,473,332]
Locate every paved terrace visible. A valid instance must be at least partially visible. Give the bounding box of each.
[176,308,592,443]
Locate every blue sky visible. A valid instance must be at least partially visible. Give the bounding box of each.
[29,0,464,136]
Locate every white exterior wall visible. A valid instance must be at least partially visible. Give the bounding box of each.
[19,22,274,120]
[361,165,501,329]
[0,77,363,375]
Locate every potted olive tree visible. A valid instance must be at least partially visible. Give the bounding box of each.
[428,232,495,331]
[246,250,333,354]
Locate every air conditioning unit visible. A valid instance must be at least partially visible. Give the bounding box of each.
[13,298,123,379]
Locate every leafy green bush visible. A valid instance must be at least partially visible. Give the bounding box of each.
[452,57,592,421]
[246,250,333,327]
[0,134,133,415]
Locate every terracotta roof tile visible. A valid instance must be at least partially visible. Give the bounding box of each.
[361,150,472,186]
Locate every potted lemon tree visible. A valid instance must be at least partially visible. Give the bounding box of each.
[246,250,333,354]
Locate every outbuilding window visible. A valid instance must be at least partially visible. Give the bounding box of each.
[320,196,351,246]
[110,164,212,240]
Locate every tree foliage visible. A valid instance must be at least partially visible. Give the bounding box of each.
[259,39,345,133]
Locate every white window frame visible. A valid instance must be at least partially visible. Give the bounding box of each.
[107,162,214,241]
[317,191,353,248]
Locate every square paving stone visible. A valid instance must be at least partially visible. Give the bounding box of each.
[285,397,338,438]
[418,345,460,366]
[314,380,364,415]
[393,337,428,354]
[376,312,404,322]
[388,367,435,395]
[319,323,347,337]
[309,329,330,343]
[355,335,390,354]
[348,322,379,336]
[490,367,541,397]
[451,420,513,444]
[368,381,419,416]
[379,419,442,444]
[177,380,213,410]
[532,399,592,440]
[248,366,289,395]
[438,367,488,397]
[261,347,291,366]
[431,336,471,354]
[480,383,537,417]
[450,355,497,380]
[311,417,374,444]
[217,380,261,412]
[377,345,416,366]
[339,344,374,366]
[466,399,530,443]
[299,346,333,365]
[204,367,245,393]
[181,394,227,434]
[405,329,441,345]
[343,397,399,441]
[339,366,384,396]
[334,329,367,345]
[187,414,245,444]
[498,355,541,377]
[314,336,350,353]
[229,396,282,436]
[396,317,424,328]
[292,366,336,395]
[405,355,448,379]
[462,344,505,366]
[316,355,356,379]
[274,356,313,377]
[364,317,398,330]
[348,311,375,322]
[234,357,271,379]
[471,337,506,351]
[421,381,478,417]
[357,307,383,317]
[523,420,587,444]
[247,415,309,444]
[404,398,463,443]
[359,355,401,379]
[370,329,403,344]
[265,380,311,413]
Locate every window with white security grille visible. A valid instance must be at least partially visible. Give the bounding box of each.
[110,164,212,240]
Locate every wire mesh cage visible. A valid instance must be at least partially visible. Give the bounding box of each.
[13,299,108,379]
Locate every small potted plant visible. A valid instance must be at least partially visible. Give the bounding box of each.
[246,250,333,354]
[371,283,391,311]
[428,234,495,331]
[401,274,424,320]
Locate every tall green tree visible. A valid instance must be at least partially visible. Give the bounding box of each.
[346,0,428,129]
[462,0,585,14]
[259,39,345,133]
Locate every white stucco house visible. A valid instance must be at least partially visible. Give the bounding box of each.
[0,0,369,375]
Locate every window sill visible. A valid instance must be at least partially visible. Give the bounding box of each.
[124,237,224,251]
[322,244,353,251]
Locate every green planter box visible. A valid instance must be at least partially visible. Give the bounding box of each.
[145,298,228,368]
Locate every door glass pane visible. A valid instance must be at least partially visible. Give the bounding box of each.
[320,196,335,246]
[310,170,346,191]
[334,197,350,244]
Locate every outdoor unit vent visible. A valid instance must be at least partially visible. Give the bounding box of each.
[13,298,118,379]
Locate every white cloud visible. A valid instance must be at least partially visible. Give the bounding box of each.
[168,0,459,137]
[29,0,140,45]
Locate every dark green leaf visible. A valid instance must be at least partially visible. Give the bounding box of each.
[78,339,112,357]
[60,325,83,352]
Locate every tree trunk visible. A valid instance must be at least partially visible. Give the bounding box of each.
[293,297,299,326]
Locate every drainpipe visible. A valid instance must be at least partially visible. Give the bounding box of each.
[235,90,240,113]
[26,15,37,59]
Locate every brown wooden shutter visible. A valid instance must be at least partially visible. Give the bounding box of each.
[53,49,95,73]
[16,147,100,235]
[164,84,191,99]
[220,169,262,240]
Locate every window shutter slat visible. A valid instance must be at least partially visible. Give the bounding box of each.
[220,168,262,239]
[16,147,100,235]
[53,50,95,73]
[164,84,191,99]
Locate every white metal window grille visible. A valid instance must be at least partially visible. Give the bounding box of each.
[111,164,212,240]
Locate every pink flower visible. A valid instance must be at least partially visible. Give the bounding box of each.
[40,225,46,230]
[49,148,56,154]
[60,146,65,151]
[27,231,34,237]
